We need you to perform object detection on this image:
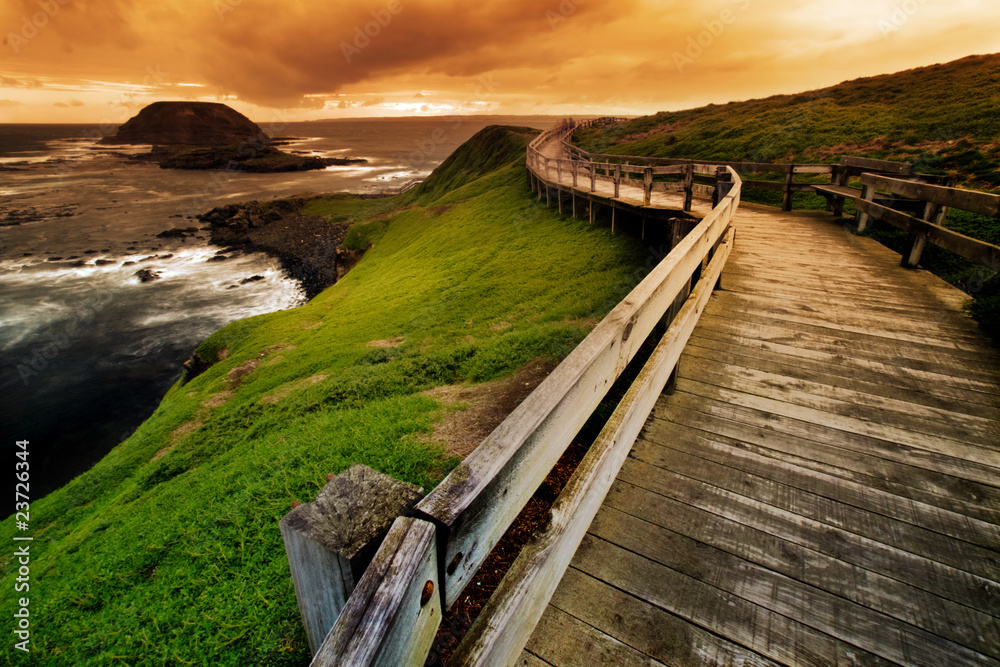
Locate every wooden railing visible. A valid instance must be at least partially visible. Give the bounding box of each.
[853,173,1000,269]
[304,122,742,665]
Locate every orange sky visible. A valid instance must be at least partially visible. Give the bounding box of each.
[1,0,998,124]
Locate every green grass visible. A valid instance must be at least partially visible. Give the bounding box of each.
[0,127,648,665]
[576,53,1000,338]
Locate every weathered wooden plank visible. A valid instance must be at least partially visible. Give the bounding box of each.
[710,290,994,350]
[627,437,1000,580]
[657,391,1000,500]
[449,229,735,667]
[655,403,1000,523]
[862,173,1000,217]
[515,651,553,667]
[637,421,1000,549]
[547,568,785,667]
[689,328,1000,399]
[854,198,1000,270]
[679,356,1000,445]
[524,606,669,667]
[680,340,999,421]
[698,311,1000,396]
[592,498,1000,661]
[677,377,1000,470]
[312,517,440,667]
[694,311,1000,384]
[722,270,972,312]
[571,534,899,667]
[615,458,1000,615]
[718,276,981,327]
[840,155,912,175]
[414,180,740,608]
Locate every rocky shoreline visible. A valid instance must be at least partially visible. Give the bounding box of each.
[198,198,363,300]
[132,143,367,173]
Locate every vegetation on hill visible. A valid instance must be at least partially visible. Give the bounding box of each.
[573,53,1000,339]
[0,126,648,665]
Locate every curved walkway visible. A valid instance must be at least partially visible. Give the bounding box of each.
[524,137,1000,664]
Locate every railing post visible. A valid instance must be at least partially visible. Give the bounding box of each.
[683,164,694,212]
[572,160,578,188]
[783,166,795,211]
[280,465,424,656]
[556,159,562,185]
[856,183,875,233]
[312,517,440,667]
[713,167,733,208]
[643,167,653,207]
[901,196,939,269]
[589,163,596,193]
[614,164,620,199]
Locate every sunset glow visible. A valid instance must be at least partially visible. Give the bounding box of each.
[1,0,999,123]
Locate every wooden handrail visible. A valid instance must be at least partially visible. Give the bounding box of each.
[855,173,1000,270]
[312,119,743,666]
[450,224,737,667]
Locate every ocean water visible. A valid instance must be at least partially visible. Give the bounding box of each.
[0,116,557,498]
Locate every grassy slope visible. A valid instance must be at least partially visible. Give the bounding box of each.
[0,127,647,665]
[574,53,1000,338]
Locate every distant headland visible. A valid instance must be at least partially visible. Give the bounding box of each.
[100,101,366,173]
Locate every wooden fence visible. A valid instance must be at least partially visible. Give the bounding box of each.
[853,173,1000,269]
[300,121,742,666]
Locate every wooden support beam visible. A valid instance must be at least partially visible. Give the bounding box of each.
[901,232,928,269]
[614,164,621,199]
[280,465,423,655]
[683,164,694,212]
[782,168,795,211]
[590,164,596,193]
[855,183,875,232]
[643,167,653,207]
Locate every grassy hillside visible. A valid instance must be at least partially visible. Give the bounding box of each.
[574,53,1000,339]
[575,54,1000,188]
[0,127,648,665]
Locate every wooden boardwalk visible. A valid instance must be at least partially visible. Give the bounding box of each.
[522,204,1000,666]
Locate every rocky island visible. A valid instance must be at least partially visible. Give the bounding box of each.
[100,101,366,173]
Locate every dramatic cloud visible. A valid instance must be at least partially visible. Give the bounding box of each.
[1,0,998,122]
